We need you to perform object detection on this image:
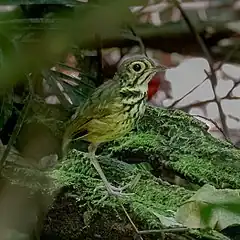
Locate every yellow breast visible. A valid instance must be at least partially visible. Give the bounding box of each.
[84,112,134,144]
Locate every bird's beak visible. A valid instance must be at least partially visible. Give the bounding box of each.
[154,64,168,72]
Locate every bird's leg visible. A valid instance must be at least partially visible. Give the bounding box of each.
[88,143,132,196]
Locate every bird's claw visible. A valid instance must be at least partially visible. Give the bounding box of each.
[100,174,141,197]
[106,184,134,197]
[94,183,134,197]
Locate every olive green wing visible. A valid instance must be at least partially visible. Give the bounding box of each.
[64,80,121,141]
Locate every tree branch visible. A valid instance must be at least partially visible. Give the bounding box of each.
[171,0,229,138]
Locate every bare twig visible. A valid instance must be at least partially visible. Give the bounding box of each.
[167,41,240,110]
[167,77,209,108]
[178,99,214,111]
[167,42,238,109]
[167,22,238,109]
[120,203,188,238]
[120,204,144,240]
[171,0,229,138]
[192,114,231,142]
[178,94,240,111]
[224,81,240,99]
[228,114,240,122]
[138,228,188,235]
[126,26,147,56]
[167,43,238,109]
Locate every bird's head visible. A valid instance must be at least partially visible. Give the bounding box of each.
[116,56,167,90]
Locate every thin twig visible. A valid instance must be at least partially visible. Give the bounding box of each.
[168,77,208,108]
[170,42,239,108]
[192,114,231,142]
[120,204,139,232]
[224,81,240,99]
[120,203,144,240]
[171,0,229,138]
[126,26,147,56]
[120,203,184,238]
[228,114,240,122]
[178,94,240,111]
[138,227,188,235]
[169,43,239,109]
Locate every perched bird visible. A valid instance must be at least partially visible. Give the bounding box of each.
[62,56,166,196]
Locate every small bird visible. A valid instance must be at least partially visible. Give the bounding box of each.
[62,56,166,196]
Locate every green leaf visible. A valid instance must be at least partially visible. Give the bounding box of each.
[176,184,240,230]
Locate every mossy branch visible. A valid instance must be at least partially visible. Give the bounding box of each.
[1,104,237,239]
[107,106,240,189]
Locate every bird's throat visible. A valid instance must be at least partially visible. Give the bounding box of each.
[120,87,147,120]
[120,86,147,105]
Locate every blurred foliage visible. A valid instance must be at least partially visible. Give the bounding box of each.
[0,0,144,90]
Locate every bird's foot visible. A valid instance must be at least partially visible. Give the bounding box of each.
[97,174,141,197]
[94,183,133,205]
[105,183,133,197]
[94,181,134,197]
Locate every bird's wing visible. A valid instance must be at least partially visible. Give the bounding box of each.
[65,80,121,141]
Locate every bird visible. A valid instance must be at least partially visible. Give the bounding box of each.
[62,55,167,196]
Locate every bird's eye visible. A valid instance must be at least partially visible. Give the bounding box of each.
[132,63,142,72]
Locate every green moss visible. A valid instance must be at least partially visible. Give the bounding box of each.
[125,179,191,228]
[51,149,193,229]
[106,106,240,188]
[49,149,229,239]
[5,104,236,239]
